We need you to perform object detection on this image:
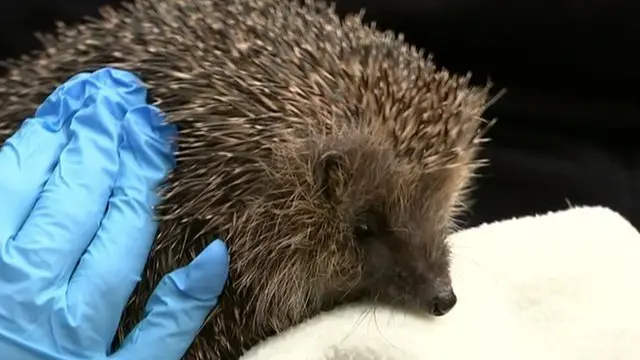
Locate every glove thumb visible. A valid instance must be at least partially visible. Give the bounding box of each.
[169,239,230,301]
[110,239,229,360]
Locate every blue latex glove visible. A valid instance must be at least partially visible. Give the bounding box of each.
[0,68,229,360]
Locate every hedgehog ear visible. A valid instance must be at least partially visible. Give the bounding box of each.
[314,150,351,204]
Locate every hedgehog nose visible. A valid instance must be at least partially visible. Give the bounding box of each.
[429,289,457,316]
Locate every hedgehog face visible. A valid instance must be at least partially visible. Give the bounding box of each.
[309,137,458,317]
[350,198,457,317]
[233,132,472,329]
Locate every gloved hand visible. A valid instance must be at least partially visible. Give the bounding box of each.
[0,68,229,360]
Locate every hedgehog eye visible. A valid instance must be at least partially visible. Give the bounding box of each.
[354,223,375,240]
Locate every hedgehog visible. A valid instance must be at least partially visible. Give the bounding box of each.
[0,0,493,358]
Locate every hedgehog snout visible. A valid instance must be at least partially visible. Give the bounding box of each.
[423,277,457,316]
[428,286,457,316]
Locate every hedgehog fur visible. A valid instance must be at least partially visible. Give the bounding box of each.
[0,0,492,359]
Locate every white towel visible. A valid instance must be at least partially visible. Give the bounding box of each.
[240,206,640,360]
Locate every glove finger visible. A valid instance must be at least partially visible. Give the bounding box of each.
[65,105,176,348]
[110,240,229,360]
[5,69,148,298]
[0,72,95,247]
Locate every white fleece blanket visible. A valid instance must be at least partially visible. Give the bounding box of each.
[240,206,640,360]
